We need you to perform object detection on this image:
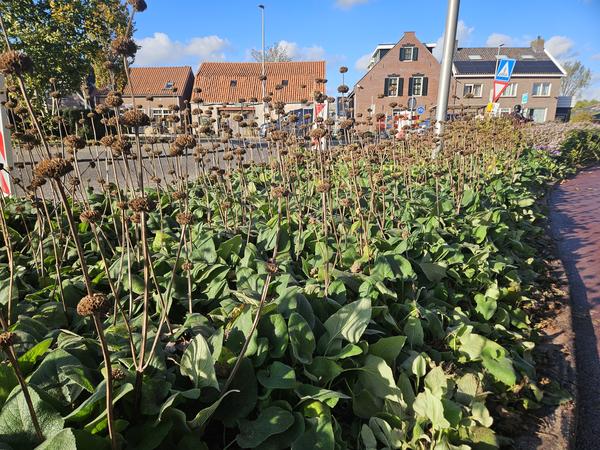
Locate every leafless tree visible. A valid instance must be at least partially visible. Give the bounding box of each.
[560,60,592,97]
[251,42,292,62]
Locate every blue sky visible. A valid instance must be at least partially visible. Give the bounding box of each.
[133,0,600,99]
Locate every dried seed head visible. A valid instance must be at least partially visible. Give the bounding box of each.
[76,293,110,317]
[0,331,15,348]
[127,0,147,11]
[111,36,138,57]
[122,109,150,127]
[265,259,278,274]
[111,367,126,380]
[172,191,187,200]
[80,209,101,224]
[129,197,154,212]
[0,50,33,75]
[176,212,193,225]
[64,134,86,151]
[34,158,73,180]
[105,91,123,108]
[182,261,193,272]
[316,181,331,193]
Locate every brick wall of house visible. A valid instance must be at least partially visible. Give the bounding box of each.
[354,32,441,126]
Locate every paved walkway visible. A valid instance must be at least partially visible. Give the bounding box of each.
[550,166,600,450]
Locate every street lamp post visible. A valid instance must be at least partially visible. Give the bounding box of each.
[259,4,266,127]
[432,0,460,158]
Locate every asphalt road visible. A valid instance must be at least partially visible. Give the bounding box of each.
[9,142,271,197]
[550,166,600,450]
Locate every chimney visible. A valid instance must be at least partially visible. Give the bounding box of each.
[531,36,545,53]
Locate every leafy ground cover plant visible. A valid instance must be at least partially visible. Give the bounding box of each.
[1,1,600,446]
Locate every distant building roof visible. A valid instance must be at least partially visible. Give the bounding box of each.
[194,61,326,104]
[123,66,194,96]
[453,47,564,76]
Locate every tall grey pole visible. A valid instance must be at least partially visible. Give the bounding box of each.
[432,0,460,158]
[259,4,266,126]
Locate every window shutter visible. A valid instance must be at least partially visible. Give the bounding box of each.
[398,78,404,96]
[412,47,419,61]
[422,77,428,96]
[408,77,414,96]
[399,48,406,61]
[384,78,390,96]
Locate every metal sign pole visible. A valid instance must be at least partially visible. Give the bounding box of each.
[432,0,460,159]
[0,74,14,196]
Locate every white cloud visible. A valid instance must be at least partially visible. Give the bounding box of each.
[579,73,600,100]
[336,0,369,8]
[135,32,228,67]
[355,52,372,72]
[433,21,475,61]
[486,33,515,48]
[278,40,326,60]
[591,53,600,61]
[545,35,575,59]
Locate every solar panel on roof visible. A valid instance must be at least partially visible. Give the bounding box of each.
[454,60,561,75]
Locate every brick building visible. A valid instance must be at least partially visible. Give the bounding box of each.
[352,31,440,128]
[95,66,195,123]
[452,37,566,122]
[192,61,326,135]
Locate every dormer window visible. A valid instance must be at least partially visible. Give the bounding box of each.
[282,80,289,86]
[230,80,237,87]
[164,81,174,89]
[468,55,482,60]
[400,46,418,61]
[521,54,534,59]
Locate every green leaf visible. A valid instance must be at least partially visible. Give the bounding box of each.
[34,428,77,450]
[358,355,403,404]
[413,388,450,430]
[424,366,449,397]
[420,262,446,283]
[259,314,288,358]
[305,357,343,385]
[29,348,83,405]
[288,312,315,365]
[369,335,406,366]
[180,333,219,390]
[291,412,334,450]
[404,316,424,348]
[236,406,294,448]
[257,362,297,390]
[18,338,53,375]
[0,387,64,450]
[323,298,371,347]
[0,364,17,407]
[188,390,239,429]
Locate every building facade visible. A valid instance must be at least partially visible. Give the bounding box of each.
[452,37,566,122]
[352,32,440,128]
[95,66,195,124]
[192,61,326,136]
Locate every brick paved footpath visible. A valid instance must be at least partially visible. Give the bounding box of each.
[550,166,600,450]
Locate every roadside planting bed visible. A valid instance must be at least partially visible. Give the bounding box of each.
[1,88,599,450]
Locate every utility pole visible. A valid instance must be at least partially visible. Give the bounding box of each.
[258,4,266,126]
[432,0,460,158]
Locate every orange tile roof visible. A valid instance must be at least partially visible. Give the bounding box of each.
[194,61,326,104]
[123,66,194,96]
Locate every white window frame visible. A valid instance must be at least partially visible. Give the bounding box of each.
[532,82,551,97]
[386,76,401,97]
[402,46,415,61]
[501,83,518,98]
[151,108,169,119]
[499,108,511,116]
[412,76,424,97]
[463,83,483,98]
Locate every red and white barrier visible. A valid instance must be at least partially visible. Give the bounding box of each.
[0,75,14,196]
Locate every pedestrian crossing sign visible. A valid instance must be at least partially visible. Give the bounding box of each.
[495,58,516,83]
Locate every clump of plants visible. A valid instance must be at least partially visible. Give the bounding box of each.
[0,2,595,448]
